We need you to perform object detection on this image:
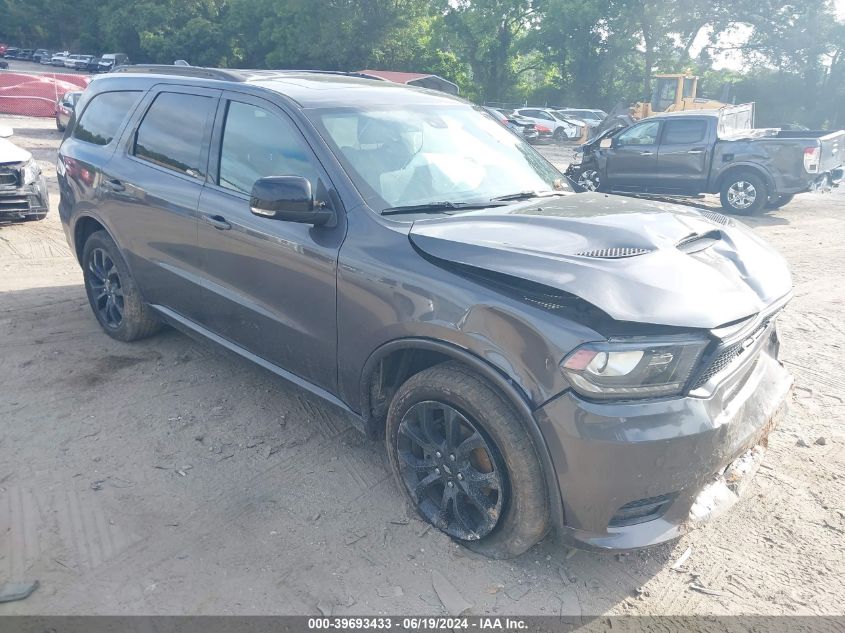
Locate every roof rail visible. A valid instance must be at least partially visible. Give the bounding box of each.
[110,65,245,82]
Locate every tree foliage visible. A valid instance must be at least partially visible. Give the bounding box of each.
[1,0,842,126]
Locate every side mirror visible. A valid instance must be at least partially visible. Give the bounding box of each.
[599,138,613,149]
[0,126,13,138]
[250,176,334,226]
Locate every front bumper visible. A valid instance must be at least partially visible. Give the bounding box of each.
[0,173,49,221]
[535,324,792,550]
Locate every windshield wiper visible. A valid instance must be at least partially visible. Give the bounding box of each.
[381,201,502,216]
[490,190,568,202]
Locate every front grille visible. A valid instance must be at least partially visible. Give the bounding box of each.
[691,319,771,389]
[0,168,19,187]
[0,195,31,213]
[576,247,652,259]
[609,494,675,527]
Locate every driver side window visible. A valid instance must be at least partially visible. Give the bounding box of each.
[616,120,660,146]
[218,100,318,195]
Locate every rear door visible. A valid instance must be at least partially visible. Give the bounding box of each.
[103,85,220,321]
[603,119,661,190]
[195,91,345,392]
[655,117,710,192]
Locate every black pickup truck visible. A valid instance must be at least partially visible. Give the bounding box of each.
[567,108,844,214]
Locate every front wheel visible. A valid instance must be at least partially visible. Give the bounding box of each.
[386,362,548,559]
[720,172,768,215]
[82,230,162,342]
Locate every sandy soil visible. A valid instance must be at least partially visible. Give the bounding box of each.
[0,115,843,617]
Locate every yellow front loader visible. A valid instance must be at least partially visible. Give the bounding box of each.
[631,73,732,120]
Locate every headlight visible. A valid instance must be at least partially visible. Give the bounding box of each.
[22,158,40,184]
[560,336,708,400]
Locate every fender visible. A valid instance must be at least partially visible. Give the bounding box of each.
[360,337,566,535]
[710,161,777,194]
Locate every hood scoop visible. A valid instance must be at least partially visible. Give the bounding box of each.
[576,246,653,259]
[677,230,722,254]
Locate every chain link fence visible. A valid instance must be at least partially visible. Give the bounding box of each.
[0,69,90,117]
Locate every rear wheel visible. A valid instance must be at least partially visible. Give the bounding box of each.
[720,171,768,215]
[81,230,162,342]
[386,362,548,559]
[553,127,567,142]
[56,117,65,132]
[766,194,794,210]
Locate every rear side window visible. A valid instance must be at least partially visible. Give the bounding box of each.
[663,120,707,144]
[134,92,215,178]
[72,91,140,146]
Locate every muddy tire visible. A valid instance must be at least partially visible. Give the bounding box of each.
[766,194,794,210]
[720,171,768,215]
[81,230,162,342]
[385,361,548,559]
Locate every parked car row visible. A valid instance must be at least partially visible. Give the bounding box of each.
[1,46,129,73]
[481,107,553,144]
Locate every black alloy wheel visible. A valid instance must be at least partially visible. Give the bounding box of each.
[396,400,506,541]
[87,247,124,328]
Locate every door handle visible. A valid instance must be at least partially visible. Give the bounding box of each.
[103,179,125,192]
[202,214,231,231]
[687,149,705,154]
[639,151,653,156]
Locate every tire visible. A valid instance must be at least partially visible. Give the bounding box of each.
[56,117,64,132]
[719,171,768,215]
[553,128,567,142]
[81,230,162,342]
[385,361,548,559]
[766,194,794,210]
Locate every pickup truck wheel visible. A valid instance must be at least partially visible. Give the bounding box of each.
[56,117,65,132]
[386,362,548,559]
[766,194,794,210]
[720,172,768,215]
[82,230,162,342]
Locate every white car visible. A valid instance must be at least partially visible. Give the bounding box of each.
[64,54,85,69]
[513,108,583,141]
[51,52,70,66]
[0,126,49,221]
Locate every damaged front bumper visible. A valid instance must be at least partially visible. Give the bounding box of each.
[535,323,792,551]
[0,168,49,221]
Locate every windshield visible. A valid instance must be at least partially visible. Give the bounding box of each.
[309,104,569,215]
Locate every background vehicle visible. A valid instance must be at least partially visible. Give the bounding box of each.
[0,60,7,70]
[55,90,82,131]
[70,54,97,71]
[51,52,70,66]
[481,106,543,143]
[631,73,739,120]
[567,108,844,214]
[32,49,52,63]
[0,126,49,221]
[4,47,20,58]
[15,49,35,61]
[58,66,793,557]
[513,107,582,141]
[64,54,85,69]
[97,53,129,72]
[40,52,55,65]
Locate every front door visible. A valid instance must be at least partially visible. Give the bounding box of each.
[655,118,710,193]
[603,119,661,191]
[196,92,345,392]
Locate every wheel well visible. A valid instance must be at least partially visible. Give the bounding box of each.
[717,165,772,194]
[364,348,453,438]
[73,216,106,264]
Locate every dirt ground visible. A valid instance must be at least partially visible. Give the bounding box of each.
[1,114,843,617]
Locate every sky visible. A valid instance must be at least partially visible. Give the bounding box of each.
[690,0,845,71]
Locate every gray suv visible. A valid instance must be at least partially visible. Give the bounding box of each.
[57,66,793,557]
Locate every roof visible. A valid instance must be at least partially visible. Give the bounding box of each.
[102,66,466,107]
[358,70,431,83]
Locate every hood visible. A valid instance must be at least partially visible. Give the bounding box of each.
[0,137,32,164]
[408,193,792,329]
